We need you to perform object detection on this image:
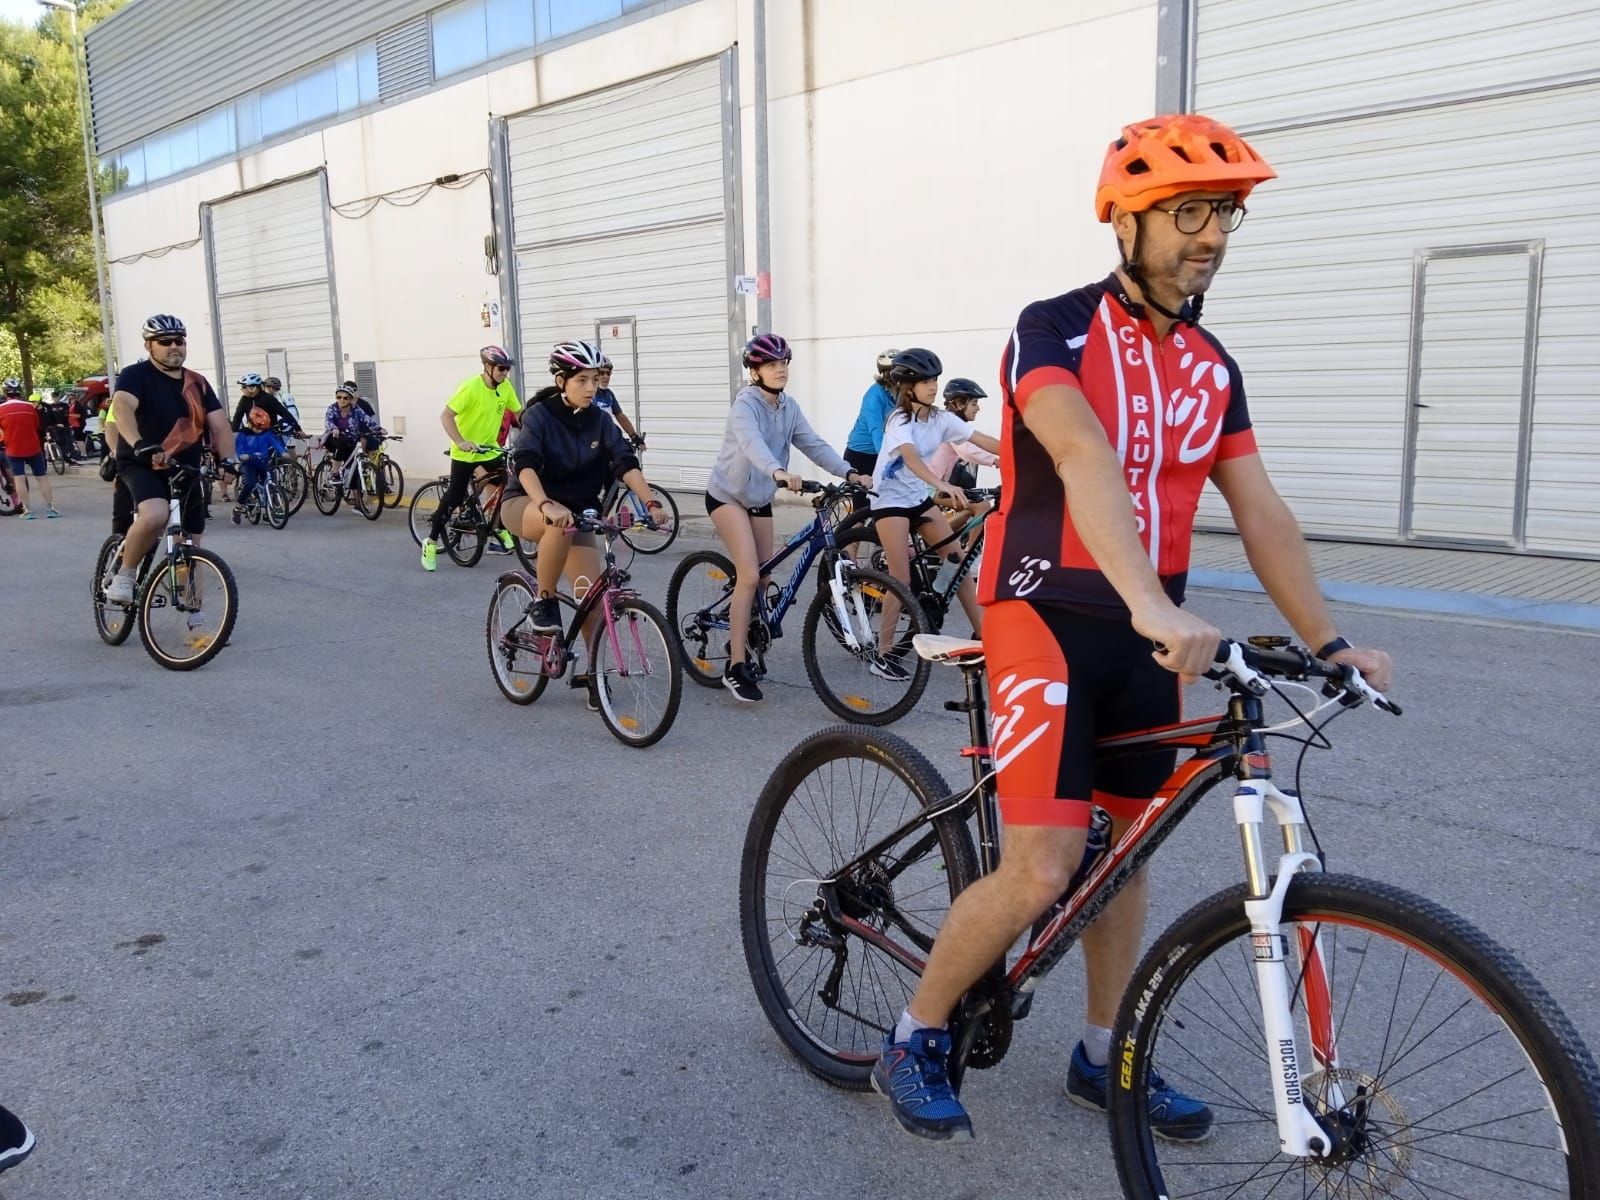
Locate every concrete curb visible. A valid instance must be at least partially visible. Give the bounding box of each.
[1190,568,1600,633]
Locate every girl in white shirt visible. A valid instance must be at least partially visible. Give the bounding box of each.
[869,349,1001,656]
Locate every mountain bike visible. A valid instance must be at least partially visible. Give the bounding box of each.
[407,450,537,569]
[44,435,70,475]
[831,486,1000,635]
[597,439,679,555]
[665,481,930,726]
[486,509,682,748]
[741,635,1600,1197]
[92,461,238,670]
[312,445,383,521]
[234,451,291,529]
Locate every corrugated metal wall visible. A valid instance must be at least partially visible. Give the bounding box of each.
[504,57,738,488]
[85,0,437,153]
[1192,0,1600,556]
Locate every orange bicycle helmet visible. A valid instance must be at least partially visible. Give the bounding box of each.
[1095,114,1276,222]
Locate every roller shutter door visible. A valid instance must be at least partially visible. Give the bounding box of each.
[504,57,737,489]
[205,173,341,414]
[1192,0,1600,555]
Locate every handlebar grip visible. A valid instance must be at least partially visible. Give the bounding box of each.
[800,480,823,494]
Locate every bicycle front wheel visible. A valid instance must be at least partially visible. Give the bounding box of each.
[618,486,680,555]
[92,534,135,646]
[356,460,383,521]
[137,546,238,671]
[266,483,289,529]
[50,445,66,475]
[801,565,930,725]
[445,503,486,567]
[740,726,978,1089]
[409,480,445,547]
[665,549,737,687]
[1111,873,1600,1199]
[312,461,342,515]
[591,597,682,748]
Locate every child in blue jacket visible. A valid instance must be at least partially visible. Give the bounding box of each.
[231,407,287,524]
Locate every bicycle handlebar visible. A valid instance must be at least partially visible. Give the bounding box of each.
[1207,639,1402,716]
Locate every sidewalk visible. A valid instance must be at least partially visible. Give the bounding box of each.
[674,495,1600,633]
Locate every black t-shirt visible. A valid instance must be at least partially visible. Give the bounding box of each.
[113,360,222,466]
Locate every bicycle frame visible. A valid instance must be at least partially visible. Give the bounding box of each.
[691,490,873,652]
[500,525,651,681]
[817,655,1347,1159]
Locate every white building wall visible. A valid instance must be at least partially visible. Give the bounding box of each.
[99,0,1155,479]
[754,0,1156,464]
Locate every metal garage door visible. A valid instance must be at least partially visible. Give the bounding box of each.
[498,54,741,489]
[1191,0,1600,556]
[203,172,342,416]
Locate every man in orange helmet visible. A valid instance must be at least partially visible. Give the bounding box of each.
[872,114,1393,1143]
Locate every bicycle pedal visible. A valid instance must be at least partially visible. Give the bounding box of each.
[1010,992,1036,1020]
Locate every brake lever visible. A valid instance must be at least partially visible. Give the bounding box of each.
[1322,665,1403,716]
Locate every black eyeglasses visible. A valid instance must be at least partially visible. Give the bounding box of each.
[1149,198,1247,234]
[151,336,186,347]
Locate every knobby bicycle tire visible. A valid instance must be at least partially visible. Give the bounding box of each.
[266,483,290,529]
[1111,873,1600,1200]
[486,573,548,704]
[278,460,309,517]
[136,546,239,671]
[665,549,739,688]
[740,725,978,1089]
[801,564,931,726]
[591,597,682,748]
[446,501,487,567]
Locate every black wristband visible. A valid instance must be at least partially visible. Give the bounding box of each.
[1316,636,1352,660]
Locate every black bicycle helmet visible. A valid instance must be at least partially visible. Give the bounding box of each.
[887,348,943,384]
[263,376,282,389]
[943,377,986,403]
[141,313,186,340]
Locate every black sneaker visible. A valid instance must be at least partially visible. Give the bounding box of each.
[0,1103,35,1174]
[868,652,911,682]
[723,660,763,702]
[871,1028,974,1141]
[529,597,562,634]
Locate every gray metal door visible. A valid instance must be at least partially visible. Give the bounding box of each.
[1402,243,1542,546]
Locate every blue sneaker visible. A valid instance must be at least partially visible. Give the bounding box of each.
[871,1027,974,1141]
[1066,1040,1213,1142]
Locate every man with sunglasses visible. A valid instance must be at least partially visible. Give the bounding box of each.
[873,114,1393,1145]
[104,314,234,606]
[421,345,522,572]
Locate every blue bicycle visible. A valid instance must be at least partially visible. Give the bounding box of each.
[665,481,931,725]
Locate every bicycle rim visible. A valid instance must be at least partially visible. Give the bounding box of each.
[357,462,382,520]
[137,548,237,670]
[380,459,404,508]
[740,727,976,1088]
[267,485,289,529]
[1112,874,1600,1199]
[592,598,681,747]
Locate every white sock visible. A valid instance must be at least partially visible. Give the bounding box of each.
[894,1008,943,1044]
[1081,1022,1114,1067]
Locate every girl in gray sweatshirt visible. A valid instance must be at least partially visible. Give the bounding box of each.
[701,333,867,702]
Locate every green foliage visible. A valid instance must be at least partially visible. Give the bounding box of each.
[0,1,126,389]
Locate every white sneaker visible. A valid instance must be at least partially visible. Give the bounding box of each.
[104,572,136,605]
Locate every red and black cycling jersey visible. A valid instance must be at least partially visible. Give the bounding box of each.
[978,273,1258,615]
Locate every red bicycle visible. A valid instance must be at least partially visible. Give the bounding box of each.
[741,634,1599,1198]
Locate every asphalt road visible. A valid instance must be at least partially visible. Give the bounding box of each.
[4,472,1598,1199]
